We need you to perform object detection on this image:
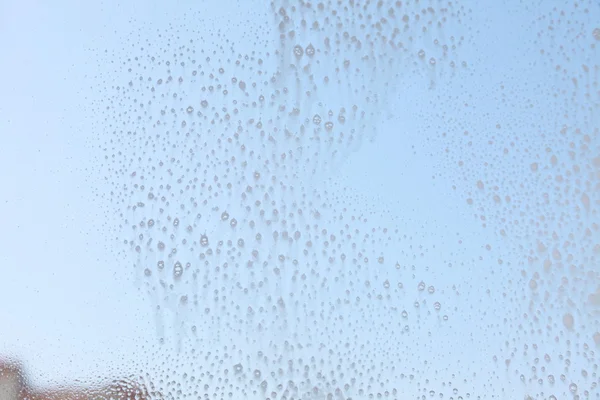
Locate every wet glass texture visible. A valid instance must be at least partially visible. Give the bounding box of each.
[1,0,599,399]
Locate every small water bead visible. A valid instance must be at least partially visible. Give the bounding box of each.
[237,238,244,247]
[230,218,237,228]
[427,286,435,294]
[186,106,194,114]
[157,241,165,251]
[429,57,436,65]
[254,370,261,378]
[569,383,577,393]
[234,363,243,373]
[147,219,155,227]
[529,278,538,290]
[305,44,315,56]
[221,211,229,221]
[418,281,426,291]
[144,268,152,276]
[200,235,209,246]
[383,280,390,289]
[293,45,303,57]
[173,261,183,278]
[201,100,208,108]
[401,310,408,318]
[324,121,334,131]
[173,218,179,227]
[418,49,425,58]
[157,260,164,269]
[434,302,441,311]
[313,114,322,125]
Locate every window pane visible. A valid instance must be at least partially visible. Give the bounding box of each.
[1,0,599,399]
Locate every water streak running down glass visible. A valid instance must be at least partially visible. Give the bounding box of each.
[0,0,599,399]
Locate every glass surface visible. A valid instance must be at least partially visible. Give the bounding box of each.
[1,0,599,399]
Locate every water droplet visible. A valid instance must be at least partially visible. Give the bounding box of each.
[293,45,304,57]
[173,261,183,278]
[305,44,315,56]
[569,383,578,393]
[200,235,209,247]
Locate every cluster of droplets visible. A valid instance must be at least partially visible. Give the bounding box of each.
[82,0,600,399]
[417,1,600,398]
[90,4,472,397]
